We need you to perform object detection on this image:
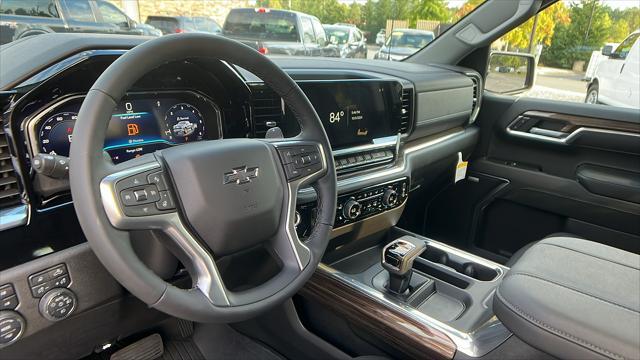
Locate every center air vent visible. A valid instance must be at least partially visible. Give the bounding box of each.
[399,88,413,133]
[249,83,283,138]
[0,127,21,208]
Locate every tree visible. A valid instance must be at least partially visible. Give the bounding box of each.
[541,0,612,69]
[346,2,362,27]
[411,0,450,22]
[501,2,570,50]
[453,0,483,21]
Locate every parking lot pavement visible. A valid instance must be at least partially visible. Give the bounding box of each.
[367,45,379,59]
[527,66,588,103]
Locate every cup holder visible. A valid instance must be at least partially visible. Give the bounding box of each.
[419,245,499,282]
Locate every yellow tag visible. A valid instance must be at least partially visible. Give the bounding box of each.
[455,152,468,183]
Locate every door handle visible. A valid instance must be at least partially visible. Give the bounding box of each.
[620,63,625,73]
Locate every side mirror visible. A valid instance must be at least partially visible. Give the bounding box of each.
[601,44,613,57]
[485,51,536,95]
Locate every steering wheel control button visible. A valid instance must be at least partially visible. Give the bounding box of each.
[116,173,149,190]
[120,185,161,207]
[39,288,77,322]
[156,191,175,211]
[284,163,302,180]
[29,264,71,298]
[147,171,168,191]
[133,189,148,201]
[123,204,161,217]
[0,311,25,348]
[276,144,322,181]
[0,285,15,300]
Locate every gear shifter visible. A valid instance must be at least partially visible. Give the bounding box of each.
[381,237,426,295]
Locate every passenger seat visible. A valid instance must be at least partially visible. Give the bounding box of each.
[505,233,582,267]
[495,235,640,359]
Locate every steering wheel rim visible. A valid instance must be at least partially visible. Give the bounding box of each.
[69,33,337,322]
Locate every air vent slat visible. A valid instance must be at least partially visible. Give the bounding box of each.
[468,74,481,123]
[250,84,283,138]
[0,176,16,186]
[0,128,21,207]
[399,88,413,134]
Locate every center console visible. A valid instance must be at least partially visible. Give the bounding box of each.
[299,228,512,359]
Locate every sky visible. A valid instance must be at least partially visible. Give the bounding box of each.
[339,0,640,9]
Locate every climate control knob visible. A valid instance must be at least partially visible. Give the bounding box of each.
[382,189,398,207]
[343,199,362,220]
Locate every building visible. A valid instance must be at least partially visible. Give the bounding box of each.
[108,0,253,25]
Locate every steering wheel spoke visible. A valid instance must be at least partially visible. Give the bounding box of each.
[99,156,231,306]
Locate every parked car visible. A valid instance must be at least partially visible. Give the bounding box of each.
[375,28,386,46]
[323,24,367,58]
[145,16,221,35]
[222,8,338,57]
[0,0,160,45]
[133,22,162,37]
[333,22,356,27]
[374,28,435,61]
[587,30,640,109]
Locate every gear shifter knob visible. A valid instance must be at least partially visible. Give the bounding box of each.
[382,237,426,294]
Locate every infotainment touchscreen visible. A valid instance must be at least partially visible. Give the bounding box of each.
[293,80,403,149]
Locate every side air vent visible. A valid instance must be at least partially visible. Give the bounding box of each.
[399,88,413,133]
[0,127,20,208]
[468,74,482,123]
[249,83,283,138]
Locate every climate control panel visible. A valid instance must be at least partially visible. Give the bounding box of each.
[335,178,409,227]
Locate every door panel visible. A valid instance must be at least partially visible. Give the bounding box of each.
[422,93,640,260]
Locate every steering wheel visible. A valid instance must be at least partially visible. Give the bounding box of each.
[69,34,337,323]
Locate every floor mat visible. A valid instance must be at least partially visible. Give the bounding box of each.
[192,323,284,360]
[162,339,204,360]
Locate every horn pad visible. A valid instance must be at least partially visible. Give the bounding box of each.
[161,139,284,256]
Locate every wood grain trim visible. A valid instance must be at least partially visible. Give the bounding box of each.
[299,267,457,360]
[524,110,640,134]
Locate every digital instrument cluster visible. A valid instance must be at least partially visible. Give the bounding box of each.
[30,91,221,163]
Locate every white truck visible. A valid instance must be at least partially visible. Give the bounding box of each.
[586,30,640,109]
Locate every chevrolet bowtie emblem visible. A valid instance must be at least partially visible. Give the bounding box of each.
[223,166,259,185]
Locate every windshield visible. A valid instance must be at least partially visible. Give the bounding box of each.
[223,8,299,42]
[0,0,489,61]
[325,27,350,45]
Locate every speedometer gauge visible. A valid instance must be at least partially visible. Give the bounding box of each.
[164,103,205,143]
[39,112,77,156]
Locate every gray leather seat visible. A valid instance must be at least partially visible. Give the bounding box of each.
[494,236,640,360]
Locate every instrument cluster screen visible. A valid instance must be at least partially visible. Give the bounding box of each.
[292,80,403,149]
[35,91,220,163]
